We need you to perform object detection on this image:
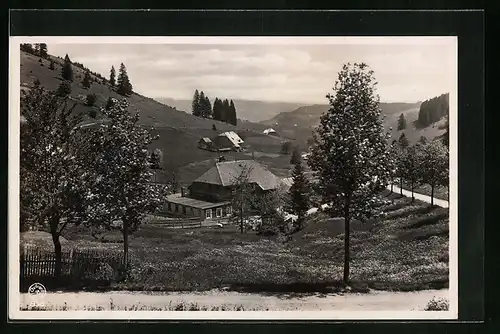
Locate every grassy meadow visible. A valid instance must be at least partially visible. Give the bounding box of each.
[21,191,449,294]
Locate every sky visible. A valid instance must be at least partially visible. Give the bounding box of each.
[47,40,456,104]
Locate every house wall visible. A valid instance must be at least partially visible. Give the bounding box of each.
[163,200,232,221]
[189,182,232,202]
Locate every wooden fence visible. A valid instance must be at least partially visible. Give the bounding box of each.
[20,246,124,290]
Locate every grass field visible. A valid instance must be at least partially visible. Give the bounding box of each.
[398,182,449,201]
[45,191,449,293]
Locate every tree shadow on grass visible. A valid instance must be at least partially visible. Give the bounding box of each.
[225,281,370,299]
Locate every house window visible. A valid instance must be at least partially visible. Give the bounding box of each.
[206,209,212,219]
[175,204,179,213]
[226,206,232,216]
[216,208,222,218]
[183,206,187,215]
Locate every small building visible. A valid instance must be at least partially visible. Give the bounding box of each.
[198,137,217,151]
[263,128,277,136]
[213,131,244,151]
[163,160,280,221]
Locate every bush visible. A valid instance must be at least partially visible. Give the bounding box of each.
[56,81,72,97]
[424,297,449,311]
[281,141,292,155]
[88,108,97,119]
[86,93,97,106]
[49,61,55,70]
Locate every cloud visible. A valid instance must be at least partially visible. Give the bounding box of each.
[46,42,455,103]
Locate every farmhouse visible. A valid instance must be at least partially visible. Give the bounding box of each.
[198,137,217,151]
[198,131,244,152]
[263,128,277,136]
[163,160,280,221]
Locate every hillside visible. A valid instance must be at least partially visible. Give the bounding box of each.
[157,97,307,123]
[260,101,447,148]
[20,51,289,184]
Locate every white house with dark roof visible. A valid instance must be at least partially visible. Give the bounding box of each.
[163,160,279,221]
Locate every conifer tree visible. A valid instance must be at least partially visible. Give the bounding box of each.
[398,132,409,148]
[82,70,91,89]
[39,43,48,58]
[192,90,201,116]
[61,54,73,81]
[49,61,55,70]
[229,100,237,125]
[287,156,311,230]
[308,63,392,284]
[198,91,206,117]
[213,98,222,121]
[109,66,116,87]
[397,113,407,131]
[203,95,212,118]
[117,63,133,96]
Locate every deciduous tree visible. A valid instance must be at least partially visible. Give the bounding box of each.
[308,62,392,284]
[20,87,89,278]
[421,140,449,206]
[86,99,168,265]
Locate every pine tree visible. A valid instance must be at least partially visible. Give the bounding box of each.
[229,100,237,125]
[288,157,311,229]
[198,91,206,117]
[308,63,392,284]
[82,71,91,89]
[222,99,230,123]
[397,113,407,131]
[56,81,72,97]
[398,132,409,148]
[109,66,116,87]
[213,98,222,121]
[192,90,201,116]
[203,95,212,118]
[49,61,55,70]
[61,54,73,81]
[117,63,133,96]
[290,146,301,165]
[39,43,48,58]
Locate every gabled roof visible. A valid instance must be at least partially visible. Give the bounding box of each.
[218,131,244,146]
[192,160,279,191]
[263,128,276,134]
[200,137,213,143]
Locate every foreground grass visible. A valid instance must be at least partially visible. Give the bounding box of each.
[55,192,449,293]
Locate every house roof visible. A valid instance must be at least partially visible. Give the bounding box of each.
[218,131,244,146]
[263,128,276,134]
[166,193,230,210]
[200,137,213,143]
[192,160,279,191]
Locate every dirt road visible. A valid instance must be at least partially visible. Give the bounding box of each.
[20,289,449,311]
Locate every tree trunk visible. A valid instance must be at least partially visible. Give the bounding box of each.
[431,184,435,206]
[240,207,243,234]
[343,195,351,285]
[400,178,403,195]
[123,219,129,267]
[51,233,62,279]
[390,180,393,194]
[411,182,415,202]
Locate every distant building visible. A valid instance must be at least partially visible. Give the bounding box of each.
[198,131,244,152]
[263,128,277,136]
[198,137,216,151]
[163,160,279,221]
